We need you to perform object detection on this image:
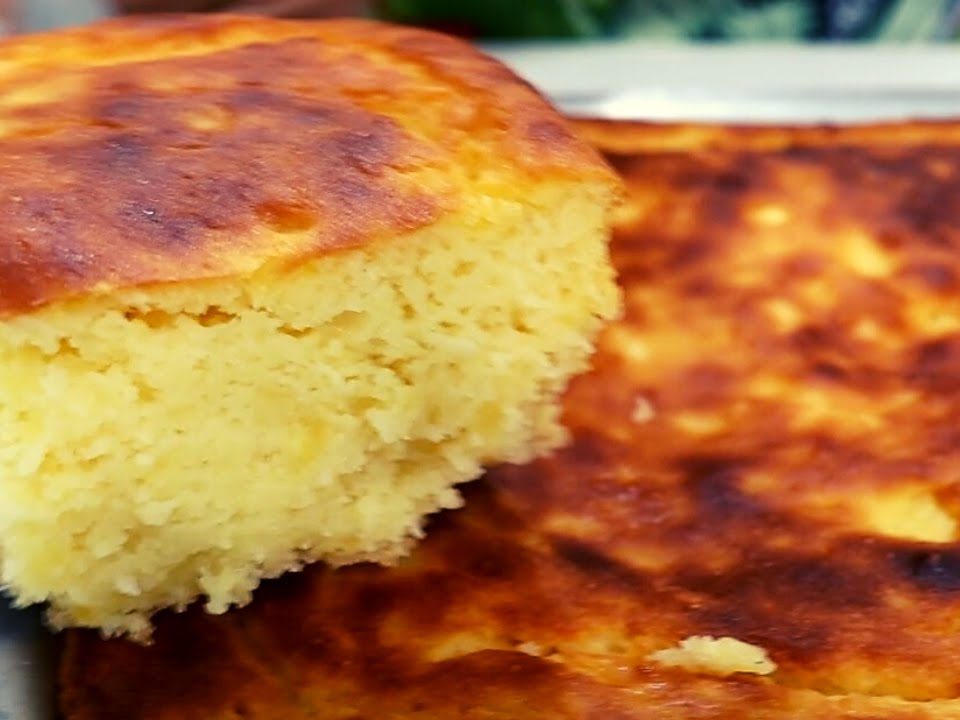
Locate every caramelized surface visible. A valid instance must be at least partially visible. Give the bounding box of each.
[61,119,960,719]
[0,15,604,315]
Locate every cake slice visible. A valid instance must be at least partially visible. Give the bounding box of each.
[0,14,620,637]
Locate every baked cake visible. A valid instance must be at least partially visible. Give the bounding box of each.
[62,117,960,717]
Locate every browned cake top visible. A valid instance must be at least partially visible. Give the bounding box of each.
[61,120,960,719]
[0,14,607,315]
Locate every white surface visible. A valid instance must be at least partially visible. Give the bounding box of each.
[489,42,960,121]
[543,86,960,122]
[489,42,960,97]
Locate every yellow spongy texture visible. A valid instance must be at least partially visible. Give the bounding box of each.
[0,182,619,637]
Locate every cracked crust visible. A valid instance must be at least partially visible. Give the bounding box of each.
[0,14,610,315]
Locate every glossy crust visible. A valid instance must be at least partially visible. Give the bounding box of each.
[62,118,960,718]
[0,14,608,315]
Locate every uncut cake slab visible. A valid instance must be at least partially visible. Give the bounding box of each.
[61,117,960,718]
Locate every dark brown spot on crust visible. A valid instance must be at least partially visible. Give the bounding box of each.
[552,538,646,590]
[909,338,960,392]
[254,202,317,234]
[899,550,960,592]
[903,262,958,291]
[680,456,751,511]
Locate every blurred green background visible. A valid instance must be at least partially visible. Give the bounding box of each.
[377,0,960,41]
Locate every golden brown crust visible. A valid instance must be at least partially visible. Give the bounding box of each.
[0,15,609,315]
[574,117,960,153]
[64,117,960,718]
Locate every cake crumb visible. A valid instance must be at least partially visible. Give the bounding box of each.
[631,395,656,424]
[649,635,777,677]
